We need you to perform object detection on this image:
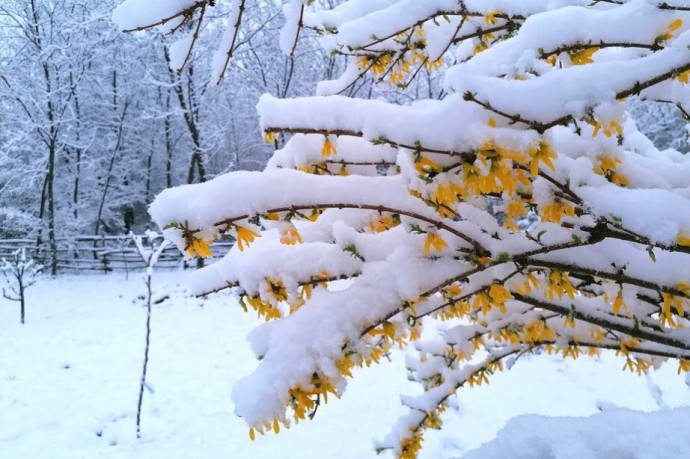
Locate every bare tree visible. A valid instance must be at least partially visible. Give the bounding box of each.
[131,231,169,438]
[2,248,43,324]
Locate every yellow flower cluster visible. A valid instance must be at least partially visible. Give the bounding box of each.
[414,155,443,176]
[504,198,528,232]
[357,54,392,76]
[588,118,623,138]
[430,183,463,218]
[436,287,470,320]
[236,226,260,251]
[467,368,491,387]
[369,215,399,233]
[622,357,650,375]
[398,431,424,459]
[248,418,289,441]
[426,57,444,72]
[424,233,448,254]
[262,131,277,143]
[660,291,686,328]
[512,273,540,295]
[659,18,683,43]
[280,225,303,245]
[242,294,282,321]
[529,140,557,177]
[569,47,598,65]
[412,138,552,219]
[544,271,577,301]
[471,284,513,316]
[488,283,513,313]
[593,155,628,186]
[186,237,213,258]
[485,11,500,26]
[540,200,575,223]
[521,319,556,344]
[289,373,340,421]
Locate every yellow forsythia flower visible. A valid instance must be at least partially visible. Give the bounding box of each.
[676,69,690,84]
[280,226,303,245]
[612,293,627,315]
[529,140,557,177]
[431,182,463,217]
[389,70,405,85]
[321,137,336,157]
[186,238,213,258]
[676,233,690,246]
[540,201,575,223]
[370,55,391,76]
[369,215,397,233]
[473,292,490,315]
[414,155,443,175]
[426,57,444,72]
[569,47,598,65]
[485,10,500,26]
[236,226,260,251]
[678,360,690,374]
[424,233,448,254]
[489,283,512,313]
[660,18,683,42]
[669,18,683,32]
[263,131,277,143]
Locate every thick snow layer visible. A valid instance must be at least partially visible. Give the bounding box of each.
[462,407,690,459]
[446,32,690,124]
[457,2,680,77]
[576,186,690,245]
[257,94,538,153]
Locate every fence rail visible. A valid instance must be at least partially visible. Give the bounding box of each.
[0,235,233,273]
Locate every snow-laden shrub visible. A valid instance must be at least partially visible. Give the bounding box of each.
[115,1,690,457]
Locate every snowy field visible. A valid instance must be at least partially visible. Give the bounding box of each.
[1,270,689,459]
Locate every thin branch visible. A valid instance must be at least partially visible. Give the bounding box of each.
[215,0,247,84]
[176,4,207,73]
[122,1,209,33]
[198,203,487,253]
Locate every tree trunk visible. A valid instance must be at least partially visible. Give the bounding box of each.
[164,49,206,184]
[20,286,25,324]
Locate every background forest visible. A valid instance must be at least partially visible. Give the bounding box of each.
[0,0,330,240]
[0,0,443,249]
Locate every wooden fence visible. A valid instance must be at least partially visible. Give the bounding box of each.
[0,235,233,273]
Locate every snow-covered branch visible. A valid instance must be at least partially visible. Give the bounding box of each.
[119,0,690,457]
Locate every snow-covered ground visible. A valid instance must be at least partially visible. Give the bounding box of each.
[1,270,688,459]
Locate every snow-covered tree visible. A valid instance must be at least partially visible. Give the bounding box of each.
[2,249,42,324]
[1,0,295,253]
[116,0,690,457]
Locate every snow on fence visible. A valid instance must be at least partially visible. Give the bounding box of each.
[0,235,232,273]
